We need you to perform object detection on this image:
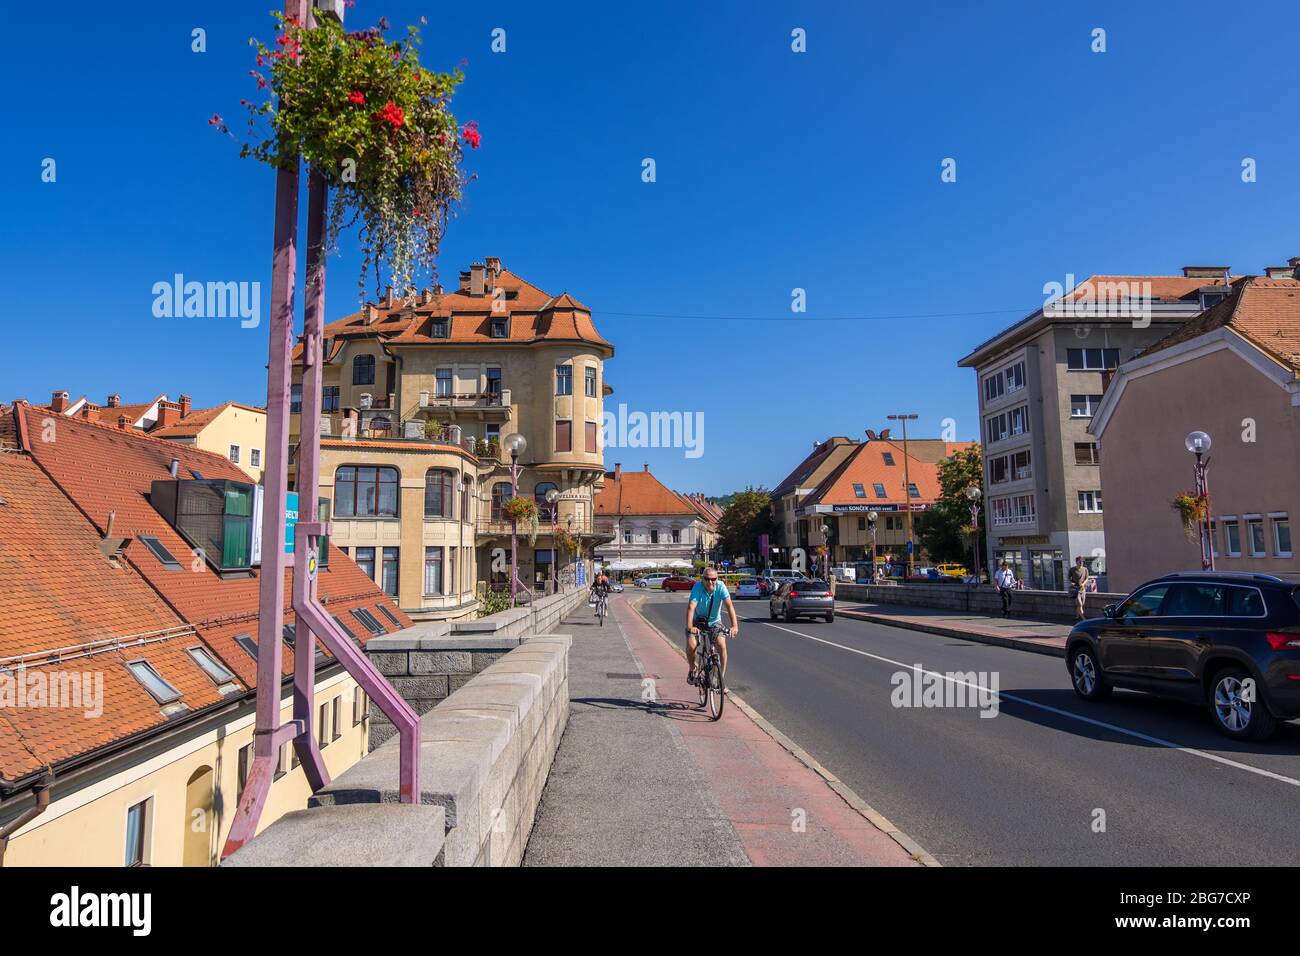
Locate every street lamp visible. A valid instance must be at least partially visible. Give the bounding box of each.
[1186,430,1214,571]
[545,487,560,594]
[886,413,919,579]
[867,511,878,581]
[504,432,528,605]
[965,484,983,584]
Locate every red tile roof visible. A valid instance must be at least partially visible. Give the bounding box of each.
[294,263,612,358]
[151,401,265,439]
[0,403,411,788]
[595,468,698,517]
[1140,276,1300,371]
[803,439,957,508]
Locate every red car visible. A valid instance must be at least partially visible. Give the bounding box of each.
[662,575,696,591]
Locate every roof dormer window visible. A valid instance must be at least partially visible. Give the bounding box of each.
[490,318,508,338]
[431,317,449,338]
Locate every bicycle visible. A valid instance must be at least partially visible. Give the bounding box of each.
[688,622,729,720]
[591,587,609,625]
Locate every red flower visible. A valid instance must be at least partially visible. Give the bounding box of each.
[208,114,223,126]
[462,121,481,149]
[373,99,405,128]
[347,90,366,105]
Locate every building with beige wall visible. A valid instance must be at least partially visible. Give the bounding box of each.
[289,257,615,618]
[1089,273,1300,593]
[593,464,718,568]
[154,401,268,483]
[0,403,408,867]
[958,269,1236,590]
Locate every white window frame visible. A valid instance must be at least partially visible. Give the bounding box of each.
[1245,514,1267,557]
[250,448,262,468]
[229,444,241,464]
[1221,517,1241,557]
[1077,490,1103,514]
[1270,512,1292,558]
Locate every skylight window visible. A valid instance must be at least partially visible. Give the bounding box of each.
[352,608,387,635]
[881,452,896,466]
[138,535,182,570]
[234,634,257,658]
[378,605,401,628]
[126,660,182,704]
[187,647,235,686]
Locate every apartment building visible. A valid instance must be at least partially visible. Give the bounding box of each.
[1090,271,1300,592]
[593,464,719,567]
[770,436,858,564]
[153,401,268,483]
[958,268,1236,590]
[795,436,973,567]
[288,257,615,619]
[0,403,408,866]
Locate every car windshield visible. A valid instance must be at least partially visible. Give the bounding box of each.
[740,578,757,585]
[795,580,829,590]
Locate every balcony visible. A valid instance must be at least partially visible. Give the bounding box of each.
[476,514,612,542]
[420,388,511,422]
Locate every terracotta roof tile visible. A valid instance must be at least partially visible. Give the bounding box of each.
[1140,276,1300,370]
[595,468,698,517]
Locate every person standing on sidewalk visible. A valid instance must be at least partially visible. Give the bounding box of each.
[995,563,1016,617]
[1068,557,1091,621]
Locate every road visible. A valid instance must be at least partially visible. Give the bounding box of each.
[634,590,1300,866]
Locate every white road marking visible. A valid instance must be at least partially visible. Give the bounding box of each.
[756,618,1300,790]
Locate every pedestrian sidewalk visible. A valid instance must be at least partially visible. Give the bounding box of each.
[835,600,1075,657]
[523,595,925,867]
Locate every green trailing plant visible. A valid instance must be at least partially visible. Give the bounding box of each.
[221,11,478,298]
[1171,491,1209,541]
[503,496,540,544]
[476,586,511,618]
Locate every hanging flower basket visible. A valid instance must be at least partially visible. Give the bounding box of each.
[227,12,478,298]
[1171,491,1209,541]
[503,496,539,544]
[554,527,578,555]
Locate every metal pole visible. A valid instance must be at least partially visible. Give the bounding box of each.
[510,455,518,606]
[970,503,982,583]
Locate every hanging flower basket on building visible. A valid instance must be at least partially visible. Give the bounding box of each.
[554,527,578,555]
[1171,491,1209,541]
[503,496,540,544]
[229,12,478,297]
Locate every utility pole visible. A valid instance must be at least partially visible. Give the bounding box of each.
[888,413,918,580]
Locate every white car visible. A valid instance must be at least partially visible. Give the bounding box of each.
[734,577,762,598]
[634,573,671,589]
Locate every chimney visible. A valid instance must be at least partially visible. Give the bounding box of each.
[169,457,180,478]
[179,394,192,417]
[106,393,121,408]
[1182,265,1231,281]
[644,463,650,472]
[432,283,443,296]
[117,415,130,430]
[154,401,181,429]
[614,463,622,480]
[486,256,501,275]
[384,286,395,307]
[50,390,69,413]
[79,403,101,423]
[470,263,485,296]
[364,304,379,325]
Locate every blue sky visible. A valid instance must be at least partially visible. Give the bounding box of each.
[3,1,1298,495]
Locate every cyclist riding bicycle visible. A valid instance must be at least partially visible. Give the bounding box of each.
[685,568,739,684]
[590,569,611,606]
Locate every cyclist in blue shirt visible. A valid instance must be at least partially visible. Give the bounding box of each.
[684,568,739,683]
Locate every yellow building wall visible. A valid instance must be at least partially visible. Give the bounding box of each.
[3,669,368,867]
[190,405,268,483]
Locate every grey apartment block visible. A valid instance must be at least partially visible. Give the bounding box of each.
[959,271,1228,590]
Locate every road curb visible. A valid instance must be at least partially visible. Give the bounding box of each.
[626,595,941,868]
[837,608,1068,659]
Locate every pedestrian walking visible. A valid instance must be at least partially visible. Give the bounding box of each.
[995,562,1016,617]
[1068,556,1091,621]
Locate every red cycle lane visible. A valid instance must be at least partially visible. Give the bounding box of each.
[615,597,923,866]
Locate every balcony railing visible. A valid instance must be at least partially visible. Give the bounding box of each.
[420,389,511,415]
[476,514,610,538]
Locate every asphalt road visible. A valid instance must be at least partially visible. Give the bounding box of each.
[635,590,1300,866]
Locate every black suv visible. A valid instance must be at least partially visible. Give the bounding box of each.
[1065,571,1300,740]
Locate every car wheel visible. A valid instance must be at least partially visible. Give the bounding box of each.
[1210,667,1277,741]
[1068,646,1111,702]
[825,613,834,623]
[785,608,796,623]
[769,604,777,620]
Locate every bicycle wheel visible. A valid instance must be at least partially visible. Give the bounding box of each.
[707,658,725,721]
[597,598,605,625]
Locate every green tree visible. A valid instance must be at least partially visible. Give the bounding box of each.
[915,445,985,568]
[716,487,775,561]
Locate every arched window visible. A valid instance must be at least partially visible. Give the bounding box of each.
[352,354,376,386]
[490,482,513,522]
[534,482,558,521]
[462,478,473,522]
[335,465,398,517]
[425,468,454,518]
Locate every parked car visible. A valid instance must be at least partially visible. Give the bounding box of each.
[662,575,696,592]
[634,573,671,589]
[768,569,809,586]
[734,577,762,599]
[769,579,835,623]
[609,581,625,593]
[1065,571,1300,741]
[936,564,968,578]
